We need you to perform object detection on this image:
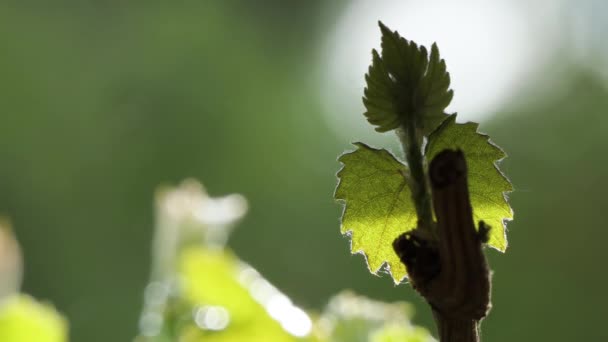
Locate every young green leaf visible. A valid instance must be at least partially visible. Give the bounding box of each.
[363,22,453,134]
[426,114,513,250]
[335,143,416,282]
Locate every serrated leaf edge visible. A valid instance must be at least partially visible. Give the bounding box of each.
[426,114,514,252]
[334,142,410,282]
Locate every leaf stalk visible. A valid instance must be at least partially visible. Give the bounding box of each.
[399,118,434,232]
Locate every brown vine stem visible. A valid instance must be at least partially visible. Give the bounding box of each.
[394,149,491,342]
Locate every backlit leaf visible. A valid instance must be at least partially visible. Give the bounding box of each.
[363,22,453,134]
[426,114,513,250]
[335,143,416,282]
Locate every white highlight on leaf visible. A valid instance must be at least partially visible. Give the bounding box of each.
[193,305,231,331]
[158,179,248,228]
[143,281,170,307]
[237,263,313,337]
[152,179,248,280]
[139,312,163,337]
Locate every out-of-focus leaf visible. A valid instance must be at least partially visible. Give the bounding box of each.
[426,114,513,250]
[0,295,68,342]
[370,324,433,342]
[0,221,22,301]
[317,291,433,342]
[335,143,415,282]
[363,22,452,134]
[175,248,314,342]
[139,181,318,342]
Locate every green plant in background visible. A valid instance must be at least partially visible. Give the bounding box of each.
[0,221,67,342]
[135,180,434,342]
[0,19,517,342]
[335,22,513,341]
[136,180,305,342]
[0,178,433,342]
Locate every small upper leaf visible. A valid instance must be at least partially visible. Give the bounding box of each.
[363,22,453,134]
[335,143,416,282]
[426,114,513,251]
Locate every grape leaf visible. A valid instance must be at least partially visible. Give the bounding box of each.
[426,114,513,250]
[363,22,453,134]
[335,143,416,282]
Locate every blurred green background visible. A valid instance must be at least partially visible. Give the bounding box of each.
[1,1,607,341]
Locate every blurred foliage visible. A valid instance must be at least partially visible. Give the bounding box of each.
[166,247,433,342]
[0,221,67,342]
[318,292,433,342]
[0,295,67,342]
[135,180,432,342]
[0,1,606,342]
[173,248,304,342]
[144,247,434,342]
[0,2,336,341]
